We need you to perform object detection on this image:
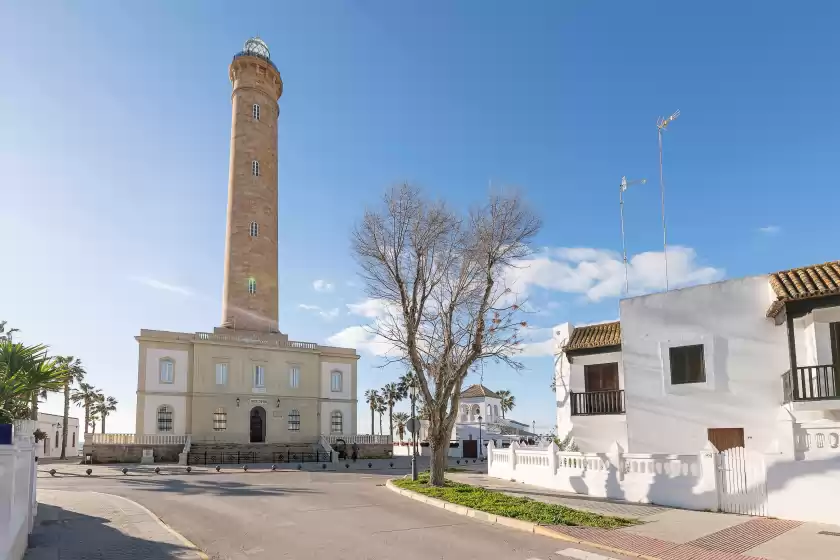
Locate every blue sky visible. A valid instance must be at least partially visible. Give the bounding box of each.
[2,1,839,436]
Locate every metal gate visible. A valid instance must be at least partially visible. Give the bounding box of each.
[715,446,767,516]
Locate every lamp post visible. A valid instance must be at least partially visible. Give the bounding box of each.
[656,110,680,291]
[410,383,418,481]
[478,415,483,457]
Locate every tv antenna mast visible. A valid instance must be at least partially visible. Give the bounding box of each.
[619,176,647,294]
[657,109,680,291]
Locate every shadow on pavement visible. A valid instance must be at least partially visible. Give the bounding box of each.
[25,503,194,560]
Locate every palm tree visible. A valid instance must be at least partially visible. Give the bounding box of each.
[71,382,101,435]
[393,412,410,441]
[364,389,379,435]
[88,411,100,433]
[0,321,19,342]
[381,382,404,439]
[93,395,118,434]
[0,341,65,424]
[376,396,387,435]
[54,356,85,459]
[497,390,515,419]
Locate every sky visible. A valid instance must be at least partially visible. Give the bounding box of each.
[2,1,839,438]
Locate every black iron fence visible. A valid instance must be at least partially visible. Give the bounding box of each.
[570,389,625,416]
[187,450,332,466]
[782,365,839,402]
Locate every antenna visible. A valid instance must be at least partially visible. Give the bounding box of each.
[619,176,647,294]
[656,110,680,291]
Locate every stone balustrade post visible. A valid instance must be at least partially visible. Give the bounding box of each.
[486,439,495,468]
[607,441,625,482]
[510,441,519,472]
[547,441,559,474]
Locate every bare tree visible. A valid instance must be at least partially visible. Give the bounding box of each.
[352,184,540,485]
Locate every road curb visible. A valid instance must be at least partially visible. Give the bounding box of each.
[384,479,659,560]
[89,491,210,560]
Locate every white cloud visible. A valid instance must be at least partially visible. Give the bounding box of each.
[347,298,391,319]
[326,325,394,355]
[518,338,555,357]
[298,303,340,320]
[506,246,723,302]
[758,225,781,235]
[131,277,193,296]
[313,279,335,292]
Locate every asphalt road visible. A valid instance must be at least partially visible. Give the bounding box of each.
[37,467,634,560]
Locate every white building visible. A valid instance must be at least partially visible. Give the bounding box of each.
[33,412,80,459]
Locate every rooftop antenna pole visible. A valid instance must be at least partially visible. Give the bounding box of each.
[619,176,647,294]
[656,110,680,291]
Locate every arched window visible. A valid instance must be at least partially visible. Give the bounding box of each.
[288,409,300,431]
[248,278,257,295]
[213,408,227,431]
[330,370,343,392]
[252,160,260,176]
[494,404,499,419]
[159,358,174,384]
[330,411,343,434]
[250,221,259,237]
[252,103,260,121]
[157,405,173,432]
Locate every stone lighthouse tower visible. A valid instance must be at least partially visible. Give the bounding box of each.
[221,38,283,333]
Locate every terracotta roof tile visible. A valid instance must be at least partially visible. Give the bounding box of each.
[459,384,501,399]
[767,260,840,317]
[564,321,621,352]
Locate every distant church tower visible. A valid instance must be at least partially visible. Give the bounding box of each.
[221,38,283,333]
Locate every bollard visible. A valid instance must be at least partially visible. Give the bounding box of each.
[122,468,128,475]
[186,466,192,473]
[322,464,327,470]
[368,462,372,468]
[86,468,92,476]
[49,469,56,477]
[271,464,277,471]
[154,467,160,474]
[215,465,221,472]
[243,465,248,472]
[389,462,394,468]
[345,463,350,469]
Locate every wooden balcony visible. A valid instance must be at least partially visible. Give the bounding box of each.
[570,389,625,416]
[782,365,840,402]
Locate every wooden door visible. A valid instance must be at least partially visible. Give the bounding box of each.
[708,428,745,452]
[462,439,478,458]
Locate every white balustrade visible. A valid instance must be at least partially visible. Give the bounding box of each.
[324,434,392,445]
[87,434,187,446]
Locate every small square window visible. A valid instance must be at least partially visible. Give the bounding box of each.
[669,345,706,384]
[252,104,260,121]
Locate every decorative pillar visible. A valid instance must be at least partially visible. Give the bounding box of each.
[553,323,575,440]
[607,440,625,482]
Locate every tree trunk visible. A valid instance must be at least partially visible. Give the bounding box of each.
[84,403,90,434]
[428,436,448,486]
[388,405,394,439]
[30,393,38,420]
[101,414,106,434]
[378,414,383,435]
[60,381,70,459]
[370,408,374,435]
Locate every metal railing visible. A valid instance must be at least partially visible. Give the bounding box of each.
[186,450,332,465]
[570,390,626,416]
[783,365,840,402]
[323,434,392,445]
[87,434,187,445]
[232,51,279,73]
[195,332,317,350]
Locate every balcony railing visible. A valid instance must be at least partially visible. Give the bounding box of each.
[570,389,625,416]
[783,365,840,402]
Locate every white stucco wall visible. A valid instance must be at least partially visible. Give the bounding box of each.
[320,362,351,400]
[145,348,189,393]
[35,413,81,458]
[142,395,187,435]
[620,276,789,454]
[320,401,354,436]
[459,396,502,423]
[568,351,628,452]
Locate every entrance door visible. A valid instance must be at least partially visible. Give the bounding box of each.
[708,428,744,452]
[462,439,478,458]
[250,407,266,443]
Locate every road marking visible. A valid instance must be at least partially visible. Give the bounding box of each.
[557,548,622,560]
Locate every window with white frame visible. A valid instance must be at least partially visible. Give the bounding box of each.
[250,221,259,237]
[288,409,300,431]
[252,103,260,121]
[215,363,228,385]
[253,365,265,388]
[157,405,173,432]
[248,278,257,294]
[213,407,227,431]
[330,370,343,392]
[252,160,260,176]
[159,359,174,384]
[330,410,343,434]
[289,366,300,388]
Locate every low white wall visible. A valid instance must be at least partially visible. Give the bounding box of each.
[1,422,38,560]
[765,454,840,524]
[392,444,462,457]
[488,441,717,512]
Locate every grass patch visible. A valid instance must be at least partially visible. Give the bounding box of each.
[393,473,635,529]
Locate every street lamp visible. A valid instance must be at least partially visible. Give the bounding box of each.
[478,415,483,457]
[410,381,418,481]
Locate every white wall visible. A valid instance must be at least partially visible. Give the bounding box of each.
[567,351,628,452]
[1,424,37,560]
[142,395,187,435]
[145,348,189,393]
[620,276,789,454]
[35,413,80,458]
[320,401,354,436]
[459,396,502,423]
[320,362,351,400]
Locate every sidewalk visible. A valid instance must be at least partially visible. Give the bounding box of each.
[447,471,840,560]
[25,489,205,559]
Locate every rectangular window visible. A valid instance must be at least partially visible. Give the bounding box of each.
[289,366,300,388]
[254,365,265,388]
[288,409,300,431]
[159,360,174,384]
[215,363,228,385]
[213,408,227,431]
[584,363,619,392]
[252,160,260,176]
[252,103,260,121]
[669,344,706,384]
[331,371,343,392]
